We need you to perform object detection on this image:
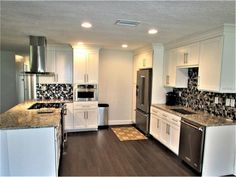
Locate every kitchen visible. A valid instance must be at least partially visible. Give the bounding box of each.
[0,1,236,176]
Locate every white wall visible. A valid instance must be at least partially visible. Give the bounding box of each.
[0,51,17,113]
[99,49,133,125]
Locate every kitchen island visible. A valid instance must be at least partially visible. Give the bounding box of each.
[0,100,69,176]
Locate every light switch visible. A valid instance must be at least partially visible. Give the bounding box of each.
[214,97,219,104]
[225,98,231,106]
[230,99,235,107]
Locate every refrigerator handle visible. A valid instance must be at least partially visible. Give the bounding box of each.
[136,85,139,96]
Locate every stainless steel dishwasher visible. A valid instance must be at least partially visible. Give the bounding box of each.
[179,119,206,173]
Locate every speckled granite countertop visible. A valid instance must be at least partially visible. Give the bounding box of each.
[152,104,236,127]
[0,100,71,129]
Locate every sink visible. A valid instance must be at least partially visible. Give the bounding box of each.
[170,108,195,115]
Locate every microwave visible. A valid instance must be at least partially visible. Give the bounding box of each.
[74,84,98,101]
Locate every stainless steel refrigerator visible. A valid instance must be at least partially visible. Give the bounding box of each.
[135,68,152,135]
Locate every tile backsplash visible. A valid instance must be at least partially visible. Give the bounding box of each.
[174,68,236,119]
[36,84,73,100]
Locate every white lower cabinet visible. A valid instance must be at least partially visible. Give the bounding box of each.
[0,127,59,176]
[64,102,98,132]
[64,103,74,131]
[150,106,181,155]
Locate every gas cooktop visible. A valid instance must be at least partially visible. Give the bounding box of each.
[28,102,64,109]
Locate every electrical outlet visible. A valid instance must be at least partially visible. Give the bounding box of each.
[230,99,235,107]
[225,98,231,106]
[214,97,219,104]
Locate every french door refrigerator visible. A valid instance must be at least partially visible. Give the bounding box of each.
[135,68,152,135]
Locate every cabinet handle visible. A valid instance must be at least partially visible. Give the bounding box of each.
[86,111,88,119]
[186,53,188,64]
[166,75,169,85]
[84,74,86,82]
[166,124,170,135]
[54,74,58,82]
[157,119,159,128]
[84,112,85,119]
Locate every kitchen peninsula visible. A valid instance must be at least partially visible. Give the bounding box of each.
[0,100,67,176]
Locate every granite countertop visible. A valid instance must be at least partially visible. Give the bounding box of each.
[152,104,236,127]
[0,100,70,130]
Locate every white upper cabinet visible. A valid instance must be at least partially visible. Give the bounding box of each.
[198,30,235,93]
[73,48,99,84]
[176,42,200,67]
[163,49,188,88]
[38,45,73,84]
[164,24,235,93]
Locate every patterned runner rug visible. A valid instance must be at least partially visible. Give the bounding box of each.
[111,127,147,141]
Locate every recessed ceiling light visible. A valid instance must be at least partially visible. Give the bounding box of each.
[148,29,158,34]
[77,42,84,45]
[81,22,92,28]
[122,44,128,48]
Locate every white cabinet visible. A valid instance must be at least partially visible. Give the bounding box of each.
[150,112,162,140]
[73,48,99,83]
[163,49,188,88]
[198,34,235,93]
[150,106,181,155]
[0,127,59,176]
[64,103,74,131]
[39,46,73,84]
[73,110,87,129]
[160,120,171,145]
[176,42,199,67]
[73,101,98,131]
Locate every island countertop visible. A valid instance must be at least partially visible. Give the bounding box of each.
[152,104,236,127]
[0,100,70,129]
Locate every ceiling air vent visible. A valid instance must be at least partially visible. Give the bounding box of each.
[115,19,140,27]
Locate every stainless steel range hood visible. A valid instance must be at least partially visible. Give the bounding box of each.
[24,36,54,75]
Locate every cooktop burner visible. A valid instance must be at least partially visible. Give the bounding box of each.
[28,102,64,109]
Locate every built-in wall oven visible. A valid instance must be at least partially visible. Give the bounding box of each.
[74,84,98,101]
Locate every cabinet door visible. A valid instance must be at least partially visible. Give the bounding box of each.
[73,110,86,129]
[86,108,98,128]
[38,49,55,83]
[160,120,170,146]
[169,124,180,155]
[198,37,223,92]
[87,52,99,83]
[150,114,162,140]
[150,115,158,138]
[177,43,199,66]
[167,49,177,87]
[73,49,87,83]
[64,103,74,131]
[55,50,72,83]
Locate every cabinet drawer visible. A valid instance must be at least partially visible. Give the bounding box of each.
[74,101,98,110]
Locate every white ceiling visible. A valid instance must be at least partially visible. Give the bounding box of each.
[1,1,235,54]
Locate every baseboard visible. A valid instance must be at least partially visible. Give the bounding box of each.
[108,119,134,125]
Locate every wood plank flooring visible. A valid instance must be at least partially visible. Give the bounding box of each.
[59,127,197,176]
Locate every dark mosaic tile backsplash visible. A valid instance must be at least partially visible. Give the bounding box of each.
[36,84,73,100]
[173,68,236,119]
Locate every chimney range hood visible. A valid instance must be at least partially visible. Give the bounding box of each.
[24,36,54,75]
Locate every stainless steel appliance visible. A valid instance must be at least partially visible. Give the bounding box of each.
[179,119,205,173]
[98,103,109,128]
[74,84,98,101]
[135,68,152,134]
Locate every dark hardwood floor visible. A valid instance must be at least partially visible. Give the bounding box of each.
[59,127,198,176]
